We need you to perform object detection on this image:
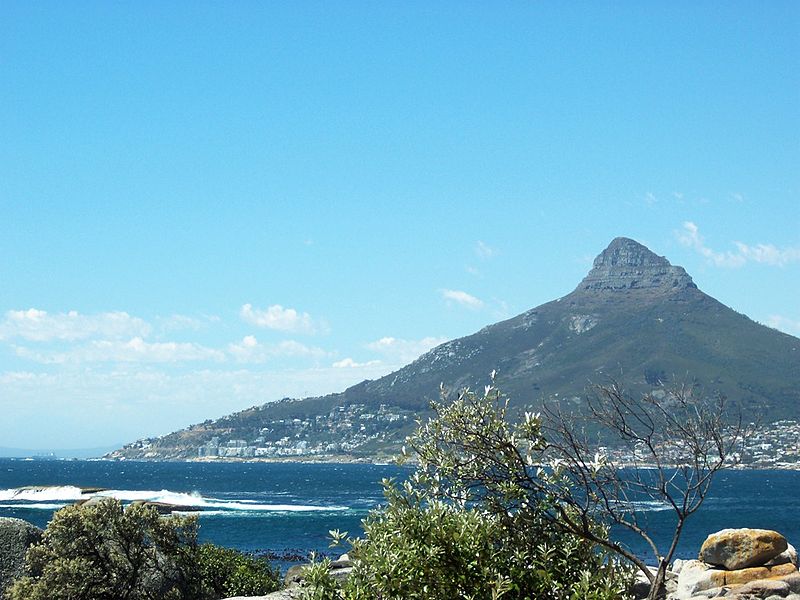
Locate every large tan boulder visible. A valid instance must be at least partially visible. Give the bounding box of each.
[700,528,788,570]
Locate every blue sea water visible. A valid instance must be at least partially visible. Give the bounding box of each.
[0,459,797,566]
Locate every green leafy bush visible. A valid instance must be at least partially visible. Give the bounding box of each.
[197,543,281,597]
[335,479,630,600]
[6,498,281,600]
[300,556,342,600]
[301,381,634,600]
[6,499,204,600]
[342,484,513,600]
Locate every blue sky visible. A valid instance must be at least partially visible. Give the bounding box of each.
[1,2,798,449]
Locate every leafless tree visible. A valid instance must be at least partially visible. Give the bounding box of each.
[541,381,750,599]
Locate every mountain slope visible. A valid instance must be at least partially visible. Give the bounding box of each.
[108,237,800,460]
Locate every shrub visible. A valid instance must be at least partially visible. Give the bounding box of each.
[6,499,203,600]
[6,499,281,600]
[197,543,281,597]
[335,478,630,600]
[302,380,634,600]
[300,556,341,600]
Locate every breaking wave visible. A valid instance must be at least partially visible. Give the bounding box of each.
[0,486,347,513]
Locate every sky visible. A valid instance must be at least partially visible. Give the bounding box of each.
[0,2,798,450]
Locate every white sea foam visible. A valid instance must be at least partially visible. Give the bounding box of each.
[626,500,672,512]
[0,503,70,510]
[0,485,87,501]
[0,486,347,512]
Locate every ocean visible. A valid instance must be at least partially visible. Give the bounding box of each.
[1,459,797,567]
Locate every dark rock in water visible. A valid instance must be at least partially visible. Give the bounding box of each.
[74,495,107,508]
[79,486,109,494]
[73,497,202,514]
[0,517,43,599]
[130,500,202,514]
[258,549,308,563]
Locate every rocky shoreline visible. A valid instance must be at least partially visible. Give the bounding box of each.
[631,528,800,600]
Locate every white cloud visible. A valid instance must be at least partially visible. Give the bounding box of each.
[156,314,219,333]
[275,340,327,357]
[367,335,449,364]
[0,309,151,341]
[677,222,745,267]
[228,336,328,363]
[332,357,382,369]
[677,222,800,268]
[15,337,225,364]
[644,192,658,205]
[733,241,800,266]
[475,240,497,260]
[764,315,800,337]
[240,303,322,334]
[440,289,484,310]
[0,363,397,448]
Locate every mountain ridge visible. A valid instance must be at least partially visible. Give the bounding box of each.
[107,237,799,461]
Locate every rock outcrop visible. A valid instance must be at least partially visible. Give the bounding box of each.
[671,529,800,600]
[0,517,43,599]
[576,237,698,296]
[700,529,788,570]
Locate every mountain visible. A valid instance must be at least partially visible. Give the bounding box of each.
[107,237,800,461]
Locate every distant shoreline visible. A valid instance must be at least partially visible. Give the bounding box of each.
[105,456,800,471]
[4,455,800,470]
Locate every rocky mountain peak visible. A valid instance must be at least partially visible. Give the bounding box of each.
[574,237,696,295]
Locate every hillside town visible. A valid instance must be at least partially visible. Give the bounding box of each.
[603,419,800,469]
[194,403,414,460]
[110,404,800,468]
[181,413,799,468]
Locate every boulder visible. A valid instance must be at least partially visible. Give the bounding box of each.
[283,553,353,589]
[672,559,688,575]
[631,569,653,599]
[675,560,798,598]
[630,565,679,599]
[734,578,791,597]
[129,500,202,514]
[765,545,799,568]
[723,563,798,587]
[676,560,714,597]
[0,517,43,599]
[700,529,788,570]
[782,574,800,593]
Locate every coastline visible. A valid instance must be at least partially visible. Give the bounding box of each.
[97,455,800,471]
